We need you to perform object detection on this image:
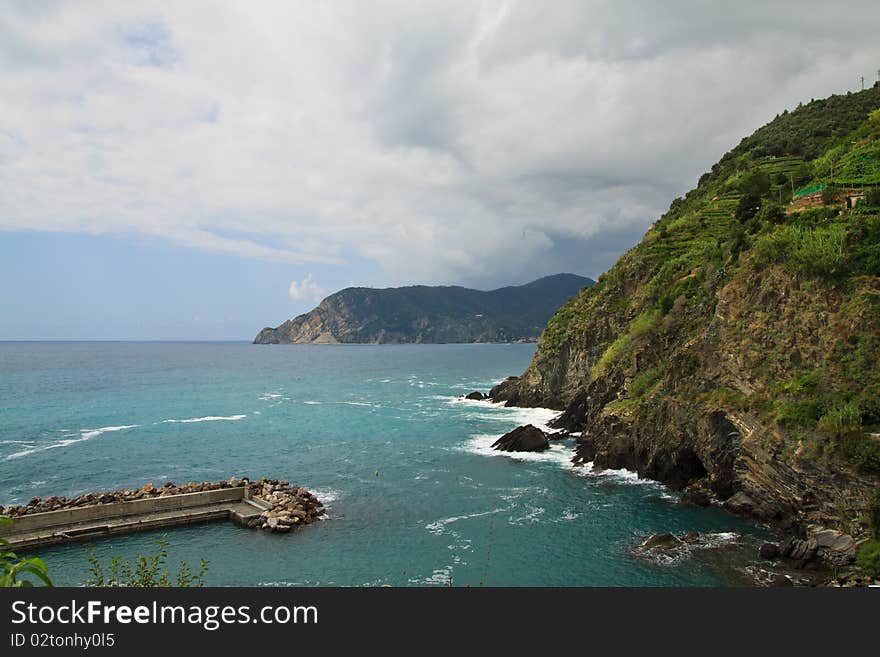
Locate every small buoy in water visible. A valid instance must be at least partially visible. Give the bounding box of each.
[374,469,379,477]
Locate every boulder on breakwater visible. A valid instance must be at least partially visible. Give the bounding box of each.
[247,479,325,533]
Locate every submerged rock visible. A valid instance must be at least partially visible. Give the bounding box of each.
[491,424,550,452]
[633,531,746,569]
[631,533,690,564]
[641,533,685,551]
[465,391,486,400]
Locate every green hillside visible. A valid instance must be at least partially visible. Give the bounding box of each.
[492,86,880,562]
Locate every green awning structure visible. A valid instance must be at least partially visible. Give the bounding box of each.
[793,183,826,198]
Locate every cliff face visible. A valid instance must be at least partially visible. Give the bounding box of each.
[254,274,593,344]
[492,88,880,536]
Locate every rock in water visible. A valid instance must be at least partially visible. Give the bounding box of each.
[640,533,685,551]
[465,391,486,400]
[491,424,550,452]
[631,533,690,564]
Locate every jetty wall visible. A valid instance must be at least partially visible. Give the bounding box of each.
[0,487,247,538]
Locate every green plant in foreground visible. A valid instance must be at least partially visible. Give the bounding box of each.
[85,534,208,587]
[1,516,52,587]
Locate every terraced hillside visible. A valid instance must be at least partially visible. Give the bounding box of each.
[492,87,880,556]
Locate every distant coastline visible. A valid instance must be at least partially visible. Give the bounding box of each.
[255,273,593,345]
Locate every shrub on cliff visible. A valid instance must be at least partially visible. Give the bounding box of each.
[735,192,762,223]
[754,224,848,278]
[821,185,840,205]
[856,540,880,578]
[868,489,880,539]
[756,201,786,225]
[850,214,880,275]
[817,402,862,437]
[838,433,880,475]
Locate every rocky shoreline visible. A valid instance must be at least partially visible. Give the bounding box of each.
[477,385,876,586]
[0,477,324,535]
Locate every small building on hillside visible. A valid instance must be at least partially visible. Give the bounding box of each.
[845,192,866,209]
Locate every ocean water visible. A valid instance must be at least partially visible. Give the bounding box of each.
[0,342,771,586]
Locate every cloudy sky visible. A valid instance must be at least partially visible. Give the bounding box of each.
[2,1,880,339]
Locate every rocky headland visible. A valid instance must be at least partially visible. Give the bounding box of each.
[489,87,880,584]
[254,273,593,344]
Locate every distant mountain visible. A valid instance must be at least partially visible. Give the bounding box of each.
[254,274,594,344]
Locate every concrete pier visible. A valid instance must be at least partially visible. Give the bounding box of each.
[0,486,268,550]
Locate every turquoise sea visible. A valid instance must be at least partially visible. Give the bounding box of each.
[0,342,771,586]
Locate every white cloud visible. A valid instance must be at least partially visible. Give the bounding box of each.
[288,274,325,303]
[1,1,879,286]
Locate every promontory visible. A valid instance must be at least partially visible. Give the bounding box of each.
[254,273,593,344]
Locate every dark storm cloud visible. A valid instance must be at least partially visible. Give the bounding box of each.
[2,1,880,289]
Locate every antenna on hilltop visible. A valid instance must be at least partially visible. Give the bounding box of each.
[861,76,865,90]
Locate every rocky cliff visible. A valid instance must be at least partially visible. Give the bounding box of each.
[492,88,880,544]
[254,274,593,344]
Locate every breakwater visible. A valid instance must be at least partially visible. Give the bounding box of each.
[0,478,324,550]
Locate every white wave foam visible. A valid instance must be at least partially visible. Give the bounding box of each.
[453,399,680,497]
[508,505,545,525]
[574,463,668,489]
[425,507,508,535]
[5,425,138,460]
[501,407,560,432]
[259,393,283,400]
[80,425,140,439]
[698,531,741,548]
[422,567,453,585]
[303,401,322,405]
[341,401,375,407]
[463,434,574,466]
[435,395,502,407]
[0,440,35,445]
[161,415,246,424]
[310,487,341,505]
